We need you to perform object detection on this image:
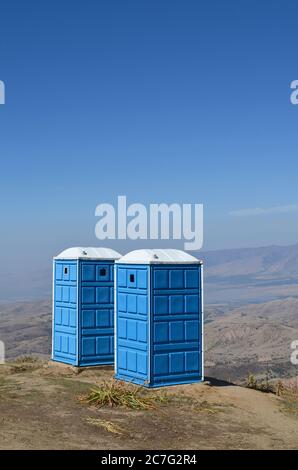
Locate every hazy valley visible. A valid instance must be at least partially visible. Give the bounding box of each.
[1,296,297,383]
[1,243,298,383]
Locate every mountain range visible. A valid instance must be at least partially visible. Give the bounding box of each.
[1,296,297,383]
[0,242,298,383]
[199,243,298,304]
[1,243,298,303]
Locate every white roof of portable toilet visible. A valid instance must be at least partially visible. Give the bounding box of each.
[116,249,202,265]
[54,247,122,260]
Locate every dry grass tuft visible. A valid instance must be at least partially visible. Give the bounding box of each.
[14,356,40,364]
[196,400,223,414]
[276,379,298,415]
[166,393,226,414]
[85,417,124,435]
[80,379,168,410]
[9,356,42,373]
[246,373,274,393]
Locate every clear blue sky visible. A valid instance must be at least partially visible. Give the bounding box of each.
[0,0,298,285]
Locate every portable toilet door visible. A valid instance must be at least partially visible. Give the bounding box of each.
[52,247,122,366]
[115,249,203,387]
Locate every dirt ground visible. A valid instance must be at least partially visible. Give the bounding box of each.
[0,359,297,450]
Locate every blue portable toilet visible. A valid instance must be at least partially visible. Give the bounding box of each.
[114,249,203,387]
[52,247,122,366]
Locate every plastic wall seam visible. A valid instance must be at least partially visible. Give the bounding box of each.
[51,260,55,360]
[201,264,204,380]
[148,265,151,386]
[114,263,118,374]
[76,259,80,366]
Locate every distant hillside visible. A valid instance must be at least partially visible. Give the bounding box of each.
[1,243,298,375]
[1,297,298,384]
[1,243,298,303]
[197,244,298,304]
[205,297,298,382]
[0,300,218,360]
[199,243,298,280]
[0,300,51,359]
[0,268,52,302]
